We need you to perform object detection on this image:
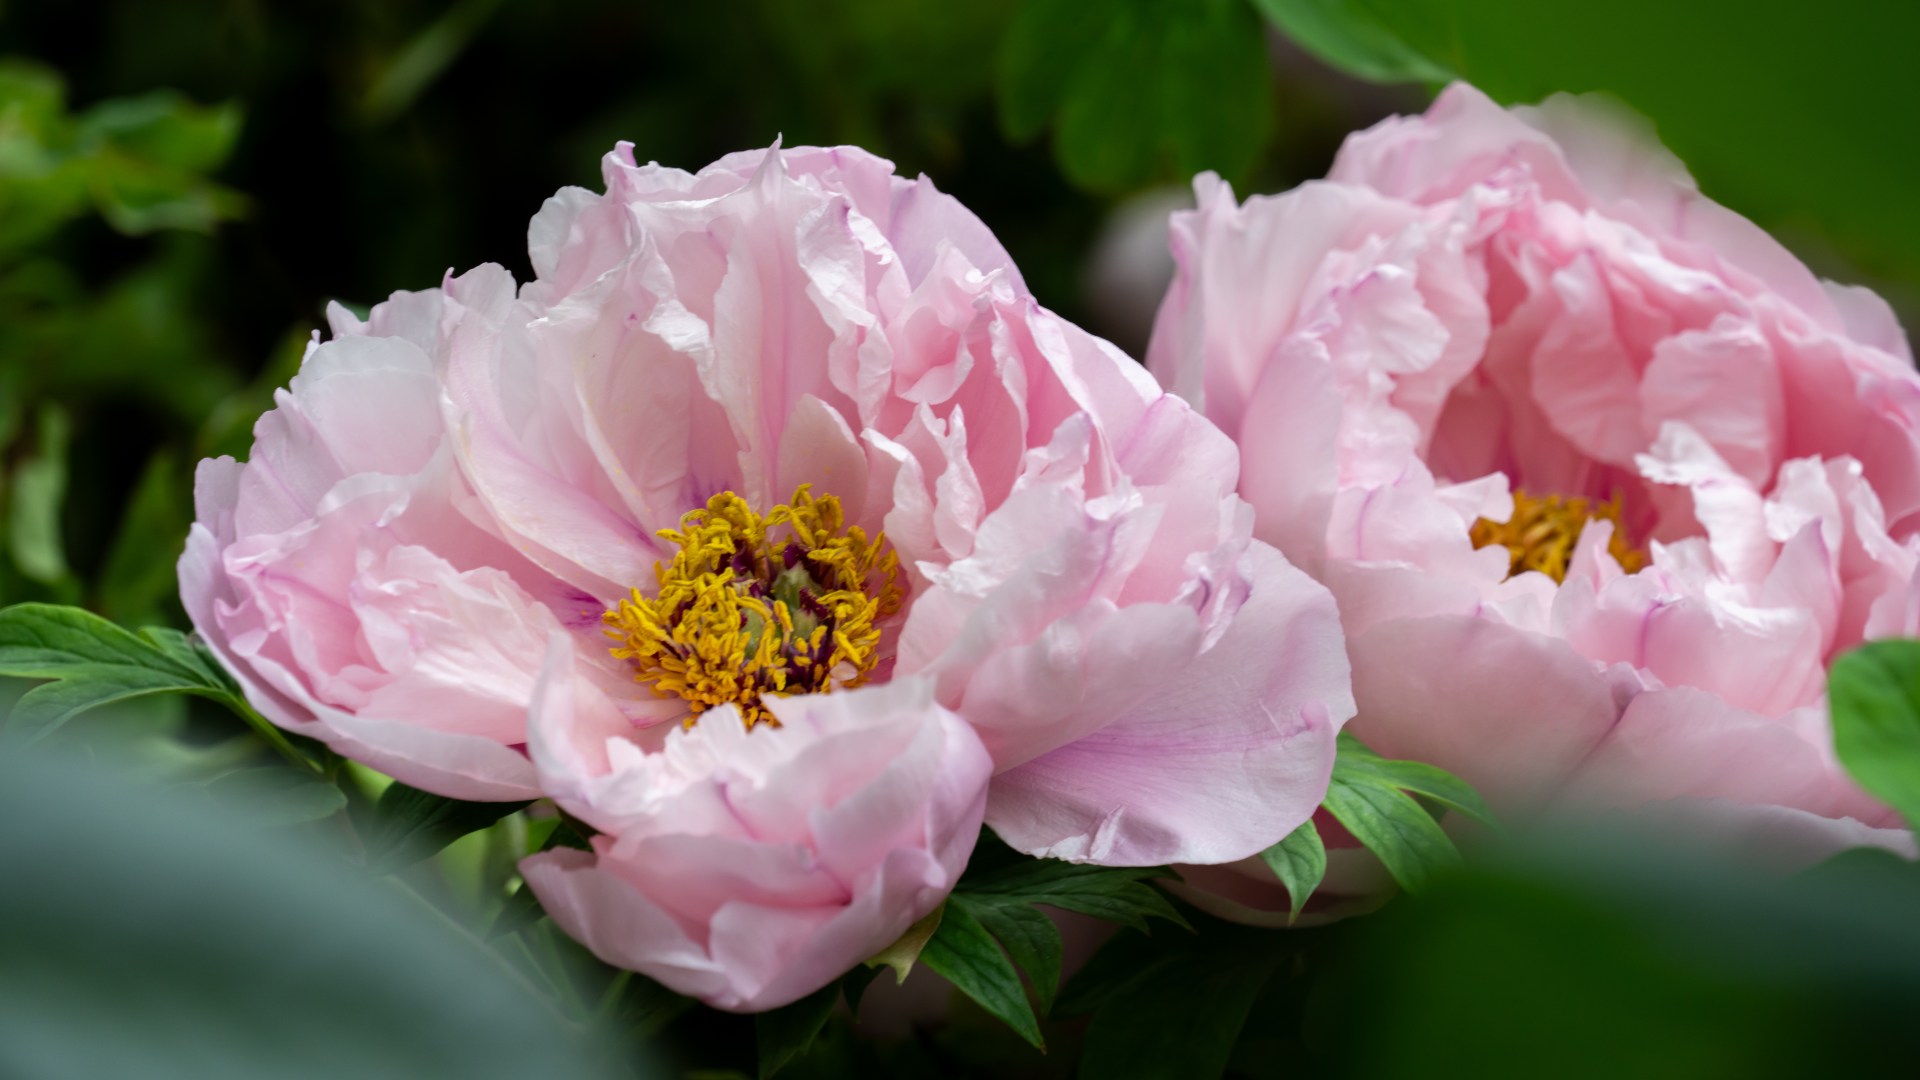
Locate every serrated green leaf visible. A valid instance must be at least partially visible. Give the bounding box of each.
[753,979,840,1079]
[919,897,1044,1050]
[1252,0,1456,83]
[4,669,198,750]
[1829,640,1920,832]
[959,859,1189,933]
[956,894,1063,1015]
[0,603,197,680]
[202,765,348,827]
[1334,731,1499,830]
[0,604,308,767]
[361,781,532,873]
[1258,817,1327,924]
[1323,775,1460,895]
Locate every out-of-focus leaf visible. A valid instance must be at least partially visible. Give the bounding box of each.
[1829,640,1920,831]
[997,0,1274,192]
[1258,817,1326,924]
[77,92,242,174]
[78,92,244,235]
[7,404,71,586]
[66,242,242,420]
[1251,0,1454,83]
[1077,927,1284,1080]
[361,0,509,124]
[197,323,313,459]
[1313,824,1920,1077]
[96,450,190,626]
[0,748,622,1079]
[361,781,533,873]
[919,898,1044,1050]
[202,764,349,827]
[0,60,89,255]
[754,979,840,1079]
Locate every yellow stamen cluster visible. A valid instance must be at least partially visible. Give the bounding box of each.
[602,485,905,729]
[1469,489,1647,583]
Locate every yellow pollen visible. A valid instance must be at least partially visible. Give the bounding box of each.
[1469,489,1647,583]
[602,485,905,729]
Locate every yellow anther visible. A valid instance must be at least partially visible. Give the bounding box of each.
[1469,489,1646,583]
[602,485,905,729]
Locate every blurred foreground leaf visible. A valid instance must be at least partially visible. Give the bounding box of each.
[1310,827,1920,1078]
[997,0,1273,192]
[0,749,619,1079]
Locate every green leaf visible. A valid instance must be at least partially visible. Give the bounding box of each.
[1829,640,1920,831]
[1072,923,1288,1080]
[996,0,1274,192]
[0,749,620,1077]
[0,604,310,768]
[1322,775,1459,895]
[202,765,349,827]
[361,781,532,873]
[4,670,199,750]
[1333,731,1499,830]
[0,604,218,749]
[954,894,1064,1015]
[958,859,1190,933]
[1251,0,1455,83]
[1257,817,1327,924]
[361,0,511,124]
[74,91,246,235]
[753,979,840,1079]
[994,0,1101,141]
[919,897,1044,1050]
[7,405,71,586]
[840,964,881,1017]
[95,451,190,627]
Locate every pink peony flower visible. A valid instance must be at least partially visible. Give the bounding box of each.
[183,142,1353,1005]
[1149,83,1919,911]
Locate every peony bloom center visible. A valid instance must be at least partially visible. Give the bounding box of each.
[602,485,904,728]
[1469,489,1646,583]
